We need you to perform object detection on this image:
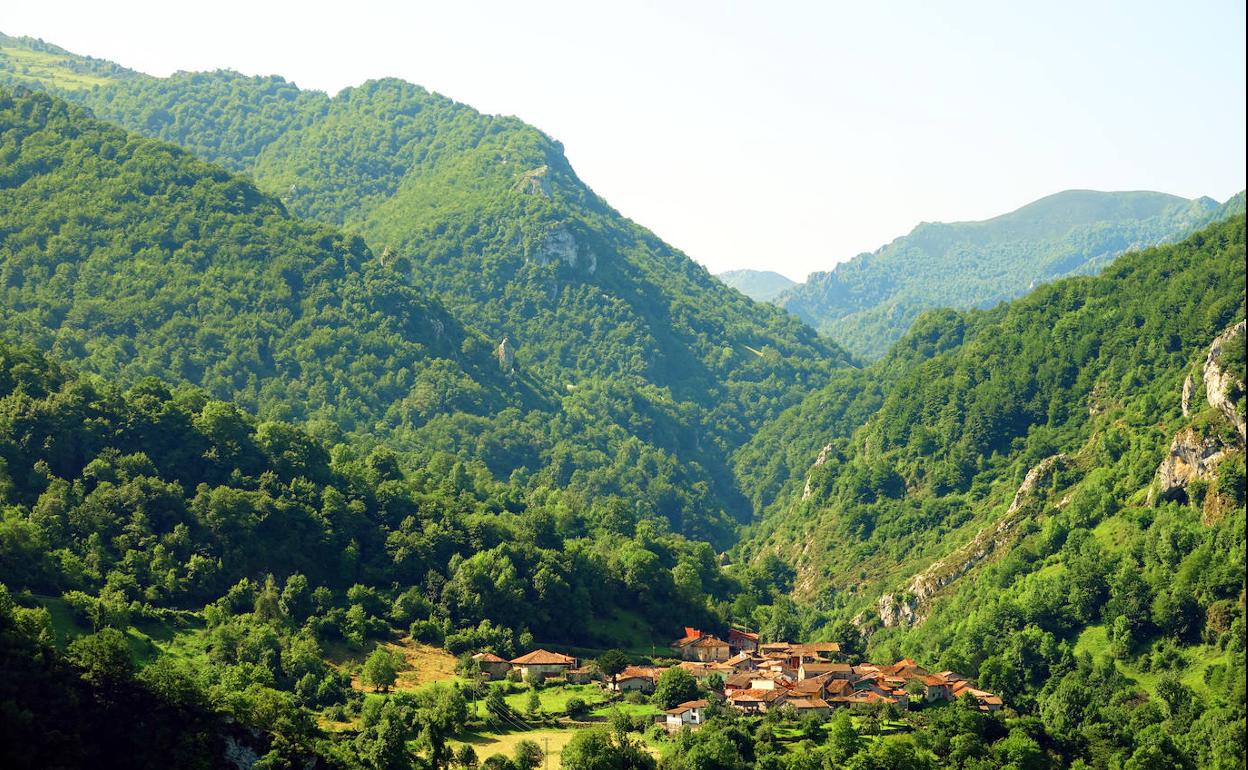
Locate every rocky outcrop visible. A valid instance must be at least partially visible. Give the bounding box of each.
[875,454,1067,628]
[801,443,835,500]
[1203,320,1245,441]
[1150,321,1245,504]
[497,336,515,373]
[1151,428,1232,504]
[530,225,597,273]
[515,165,552,198]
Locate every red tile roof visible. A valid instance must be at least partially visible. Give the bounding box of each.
[509,649,576,665]
[665,699,709,714]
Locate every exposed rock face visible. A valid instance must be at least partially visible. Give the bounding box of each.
[1181,373,1195,417]
[515,165,552,198]
[530,225,596,273]
[801,443,835,500]
[497,336,515,373]
[1204,320,1245,441]
[1151,428,1232,504]
[1151,320,1245,504]
[875,454,1067,628]
[223,735,260,770]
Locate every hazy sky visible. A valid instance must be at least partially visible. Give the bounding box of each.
[3,1,1245,280]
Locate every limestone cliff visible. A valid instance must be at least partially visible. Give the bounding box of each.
[1203,320,1245,441]
[1151,320,1245,505]
[872,454,1068,628]
[801,443,835,500]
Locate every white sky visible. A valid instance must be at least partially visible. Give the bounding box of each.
[3,0,1245,281]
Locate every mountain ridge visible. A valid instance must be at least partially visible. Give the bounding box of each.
[777,188,1245,360]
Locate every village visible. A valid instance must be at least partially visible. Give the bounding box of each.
[471,627,1002,733]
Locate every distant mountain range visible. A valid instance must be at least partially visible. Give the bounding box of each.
[768,189,1244,360]
[716,269,797,302]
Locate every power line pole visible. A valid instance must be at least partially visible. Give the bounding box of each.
[544,737,550,770]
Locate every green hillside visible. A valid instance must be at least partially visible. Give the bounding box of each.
[0,41,855,544]
[778,189,1245,360]
[716,269,798,302]
[0,33,137,91]
[732,215,1245,766]
[0,88,518,432]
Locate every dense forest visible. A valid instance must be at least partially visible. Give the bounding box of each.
[0,41,856,546]
[0,31,1244,770]
[777,189,1245,360]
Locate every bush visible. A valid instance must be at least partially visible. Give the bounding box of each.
[410,618,444,645]
[565,697,589,719]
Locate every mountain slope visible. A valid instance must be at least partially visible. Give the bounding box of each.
[0,88,519,431]
[716,269,797,302]
[0,45,856,543]
[1,52,851,424]
[778,189,1244,360]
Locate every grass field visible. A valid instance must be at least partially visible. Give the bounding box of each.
[497,683,608,715]
[0,45,121,90]
[451,726,583,759]
[1075,624,1230,697]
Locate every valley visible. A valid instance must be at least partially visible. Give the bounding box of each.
[0,27,1244,770]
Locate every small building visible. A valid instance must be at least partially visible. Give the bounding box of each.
[678,661,729,686]
[682,635,731,662]
[830,689,902,709]
[471,652,512,680]
[786,697,831,718]
[759,642,793,656]
[791,642,842,661]
[798,662,848,681]
[565,666,598,684]
[915,675,953,702]
[509,649,577,680]
[720,652,756,672]
[728,688,788,714]
[609,665,661,693]
[727,629,759,654]
[664,699,709,731]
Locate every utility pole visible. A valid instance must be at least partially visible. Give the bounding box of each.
[544,737,550,770]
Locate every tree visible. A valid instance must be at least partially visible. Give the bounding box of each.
[560,727,656,770]
[826,709,860,763]
[526,686,541,717]
[67,627,133,689]
[596,649,628,690]
[513,740,543,770]
[361,647,402,693]
[652,667,699,709]
[454,744,479,768]
[485,686,511,723]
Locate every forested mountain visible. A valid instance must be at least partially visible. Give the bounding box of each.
[0,30,1244,770]
[730,216,1245,765]
[777,189,1245,360]
[0,36,852,545]
[716,270,797,302]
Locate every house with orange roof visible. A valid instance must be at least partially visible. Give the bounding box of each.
[509,649,577,680]
[786,697,831,717]
[727,629,760,654]
[727,688,789,714]
[471,652,512,680]
[608,665,663,693]
[798,661,851,681]
[664,699,710,730]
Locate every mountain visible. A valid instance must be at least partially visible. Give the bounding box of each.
[777,189,1245,360]
[0,39,855,545]
[716,269,797,302]
[0,88,524,428]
